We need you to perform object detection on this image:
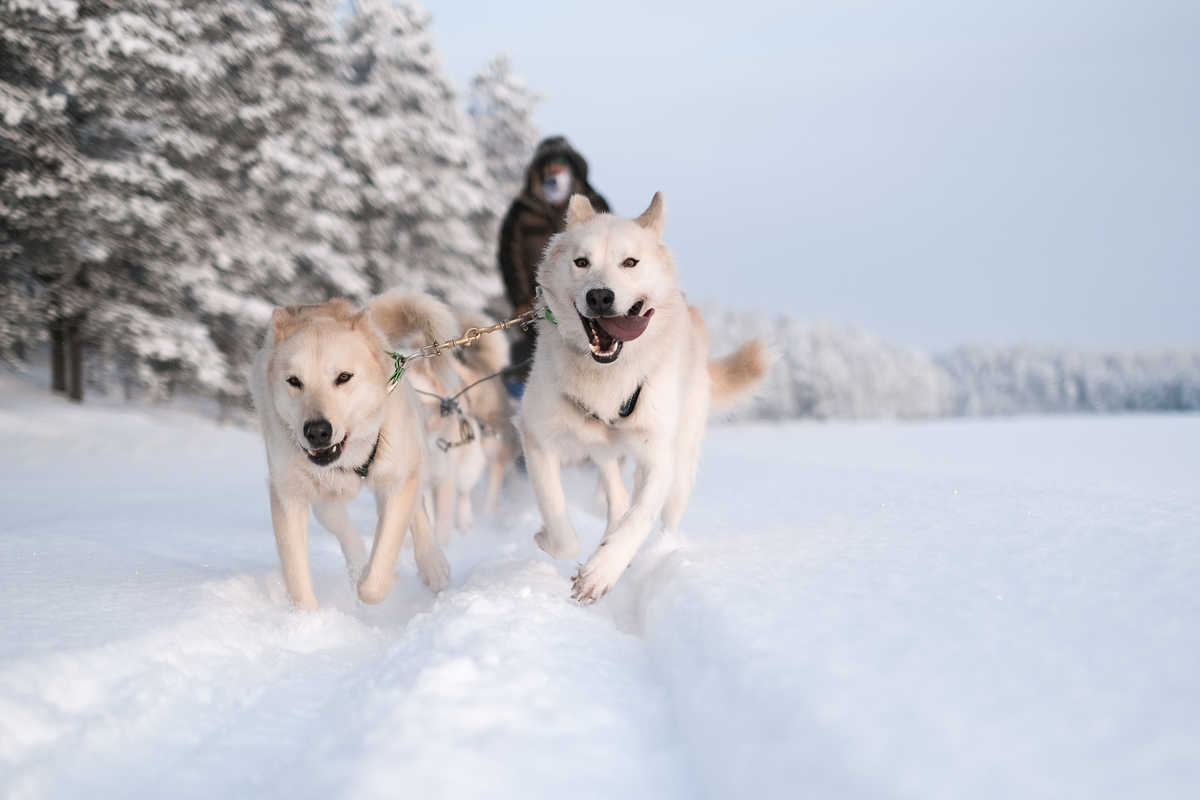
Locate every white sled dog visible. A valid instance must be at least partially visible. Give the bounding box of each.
[518,192,771,602]
[250,292,457,609]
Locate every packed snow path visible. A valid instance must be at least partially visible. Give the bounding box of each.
[1,374,1197,799]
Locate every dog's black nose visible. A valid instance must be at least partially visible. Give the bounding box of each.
[303,418,333,448]
[586,287,615,315]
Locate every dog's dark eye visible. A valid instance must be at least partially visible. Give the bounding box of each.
[335,371,353,386]
[286,376,302,389]
[621,257,639,268]
[573,257,589,268]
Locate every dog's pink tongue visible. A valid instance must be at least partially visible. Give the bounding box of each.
[596,308,654,342]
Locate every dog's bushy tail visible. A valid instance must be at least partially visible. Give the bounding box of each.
[369,290,461,390]
[709,339,773,412]
[455,312,509,375]
[369,290,457,347]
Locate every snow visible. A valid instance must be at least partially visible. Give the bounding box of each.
[1,372,1198,799]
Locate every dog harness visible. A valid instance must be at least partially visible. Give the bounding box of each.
[352,436,380,478]
[565,384,643,425]
[619,385,643,418]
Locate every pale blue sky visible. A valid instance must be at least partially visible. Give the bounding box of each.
[425,0,1199,349]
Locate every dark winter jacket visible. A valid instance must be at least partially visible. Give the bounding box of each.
[498,136,610,314]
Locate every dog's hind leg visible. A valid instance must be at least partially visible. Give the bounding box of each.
[660,388,708,548]
[524,430,580,560]
[597,458,630,533]
[456,490,474,533]
[453,430,485,533]
[270,486,318,610]
[659,453,698,551]
[313,500,367,581]
[433,475,456,546]
[657,374,708,550]
[483,459,505,515]
[358,472,419,604]
[412,502,450,592]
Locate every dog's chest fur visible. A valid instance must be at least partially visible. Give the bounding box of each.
[278,448,367,501]
[529,335,682,459]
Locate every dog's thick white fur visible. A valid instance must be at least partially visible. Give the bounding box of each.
[518,192,771,602]
[250,291,459,609]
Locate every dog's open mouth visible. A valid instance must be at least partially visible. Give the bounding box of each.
[577,302,655,364]
[306,436,347,466]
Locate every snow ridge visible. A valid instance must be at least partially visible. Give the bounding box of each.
[2,373,1198,799]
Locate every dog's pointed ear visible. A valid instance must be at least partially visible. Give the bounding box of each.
[350,309,372,332]
[322,297,356,320]
[271,307,296,341]
[565,194,596,228]
[636,191,665,238]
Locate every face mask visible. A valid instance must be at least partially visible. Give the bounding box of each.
[542,171,572,204]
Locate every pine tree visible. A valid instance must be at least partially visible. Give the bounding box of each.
[341,0,502,311]
[237,0,369,300]
[0,0,86,392]
[188,0,372,406]
[468,55,540,200]
[57,0,239,401]
[3,0,516,409]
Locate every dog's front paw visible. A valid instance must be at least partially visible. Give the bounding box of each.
[415,544,451,593]
[357,572,394,605]
[571,545,629,605]
[535,527,579,560]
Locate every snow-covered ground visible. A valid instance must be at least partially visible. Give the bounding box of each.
[1,372,1197,799]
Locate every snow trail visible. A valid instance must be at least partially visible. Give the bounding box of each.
[0,376,695,799]
[2,374,1199,799]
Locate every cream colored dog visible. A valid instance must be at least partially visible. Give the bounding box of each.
[451,312,520,517]
[518,192,771,602]
[250,291,457,609]
[404,356,485,543]
[406,312,520,535]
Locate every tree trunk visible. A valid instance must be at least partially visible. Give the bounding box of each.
[67,322,83,402]
[50,322,66,393]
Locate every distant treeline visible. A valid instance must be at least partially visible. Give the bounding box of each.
[706,310,1200,420]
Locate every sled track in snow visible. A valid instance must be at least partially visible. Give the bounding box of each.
[0,373,701,798]
[3,375,1199,799]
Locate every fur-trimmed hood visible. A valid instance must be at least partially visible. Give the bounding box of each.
[513,136,606,216]
[498,136,610,316]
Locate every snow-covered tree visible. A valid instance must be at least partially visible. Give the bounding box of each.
[0,0,86,386]
[705,310,952,421]
[341,0,502,311]
[705,309,1200,420]
[236,0,369,297]
[54,0,246,401]
[3,0,527,409]
[468,55,539,200]
[935,346,1200,416]
[186,0,373,404]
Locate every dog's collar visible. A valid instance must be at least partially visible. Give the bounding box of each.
[619,385,642,418]
[351,436,380,478]
[564,384,643,425]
